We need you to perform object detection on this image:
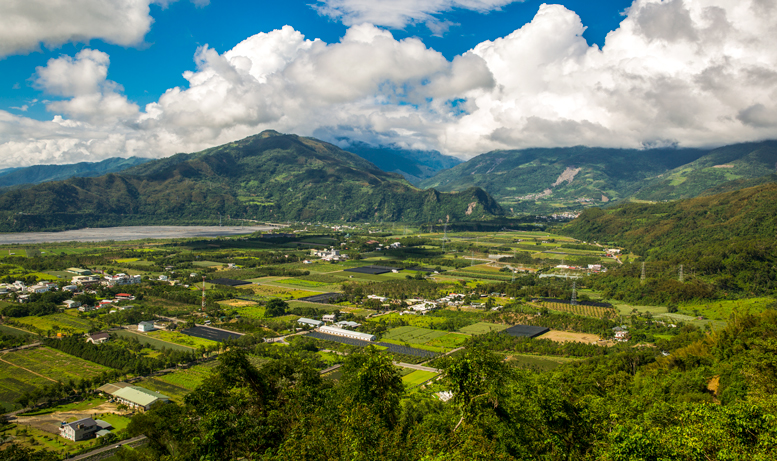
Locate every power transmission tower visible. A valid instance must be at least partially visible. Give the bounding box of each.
[640,262,646,285]
[679,264,684,283]
[201,276,206,311]
[571,281,578,305]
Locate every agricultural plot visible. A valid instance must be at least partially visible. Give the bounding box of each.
[112,329,193,352]
[0,347,110,411]
[507,354,581,372]
[148,330,217,349]
[193,261,224,267]
[382,326,447,344]
[539,301,617,319]
[136,377,190,402]
[280,278,331,288]
[156,361,217,392]
[11,313,95,334]
[182,326,243,342]
[371,313,451,329]
[425,332,470,349]
[402,370,438,387]
[458,322,510,335]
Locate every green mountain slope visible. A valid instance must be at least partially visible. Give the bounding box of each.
[420,142,777,212]
[0,157,152,189]
[561,182,777,295]
[0,131,502,231]
[341,141,462,185]
[633,141,777,200]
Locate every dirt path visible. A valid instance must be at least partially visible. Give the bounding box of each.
[15,402,126,435]
[0,356,57,383]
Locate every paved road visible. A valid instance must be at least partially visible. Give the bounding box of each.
[394,362,440,373]
[67,435,147,460]
[0,342,41,354]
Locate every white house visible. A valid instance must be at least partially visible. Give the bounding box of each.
[138,321,155,332]
[60,418,98,441]
[87,332,110,344]
[64,300,81,308]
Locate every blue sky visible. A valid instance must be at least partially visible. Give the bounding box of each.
[1,0,632,120]
[0,0,775,167]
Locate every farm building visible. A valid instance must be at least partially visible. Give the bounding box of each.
[318,325,375,342]
[64,300,81,308]
[298,318,323,328]
[111,386,170,411]
[322,314,337,323]
[138,321,155,332]
[60,417,98,441]
[335,321,361,329]
[67,268,92,276]
[87,332,110,344]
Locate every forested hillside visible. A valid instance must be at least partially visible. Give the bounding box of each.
[0,157,151,189]
[563,182,777,297]
[0,131,503,231]
[118,310,777,460]
[340,140,462,185]
[420,141,777,212]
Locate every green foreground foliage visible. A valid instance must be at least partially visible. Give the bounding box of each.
[105,310,777,461]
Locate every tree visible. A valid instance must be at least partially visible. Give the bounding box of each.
[265,298,288,317]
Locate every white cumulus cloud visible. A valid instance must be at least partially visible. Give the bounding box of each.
[313,0,521,32]
[0,0,206,57]
[34,49,139,123]
[2,0,777,168]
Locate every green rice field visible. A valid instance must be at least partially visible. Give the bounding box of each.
[458,322,510,335]
[401,370,438,387]
[0,347,111,411]
[113,330,194,352]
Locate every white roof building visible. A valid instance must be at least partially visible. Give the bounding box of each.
[318,325,375,342]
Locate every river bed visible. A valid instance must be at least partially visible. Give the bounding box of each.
[0,225,274,244]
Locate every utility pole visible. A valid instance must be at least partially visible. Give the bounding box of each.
[201,276,206,311]
[679,264,684,283]
[641,262,646,285]
[571,281,578,305]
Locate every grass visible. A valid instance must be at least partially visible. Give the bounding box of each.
[112,330,194,352]
[148,330,217,349]
[97,413,132,431]
[507,354,581,371]
[155,362,217,391]
[458,322,509,335]
[135,377,189,402]
[401,370,438,387]
[678,297,775,321]
[0,347,111,411]
[0,324,36,337]
[18,397,107,416]
[193,261,224,267]
[425,332,470,349]
[382,326,447,344]
[11,313,96,334]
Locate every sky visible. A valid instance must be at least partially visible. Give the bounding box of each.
[1,0,776,168]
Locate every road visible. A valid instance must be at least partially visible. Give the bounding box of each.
[67,435,148,460]
[394,362,440,373]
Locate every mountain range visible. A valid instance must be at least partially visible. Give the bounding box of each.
[0,157,152,189]
[419,141,777,213]
[0,131,503,232]
[338,141,462,185]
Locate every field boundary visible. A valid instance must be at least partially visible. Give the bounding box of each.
[0,356,57,383]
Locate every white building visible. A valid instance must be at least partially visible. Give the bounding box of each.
[318,325,375,342]
[138,321,155,332]
[60,417,98,441]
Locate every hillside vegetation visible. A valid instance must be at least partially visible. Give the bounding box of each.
[0,131,502,231]
[0,156,151,189]
[563,182,777,297]
[340,140,462,185]
[420,141,777,212]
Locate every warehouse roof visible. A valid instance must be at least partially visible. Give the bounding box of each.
[113,386,169,407]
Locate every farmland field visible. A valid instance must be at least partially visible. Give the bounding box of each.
[402,370,438,387]
[425,332,469,349]
[10,313,95,334]
[156,361,217,391]
[382,326,447,344]
[113,329,194,351]
[458,322,510,335]
[538,330,603,344]
[539,301,617,319]
[507,354,581,371]
[0,347,111,411]
[148,330,217,348]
